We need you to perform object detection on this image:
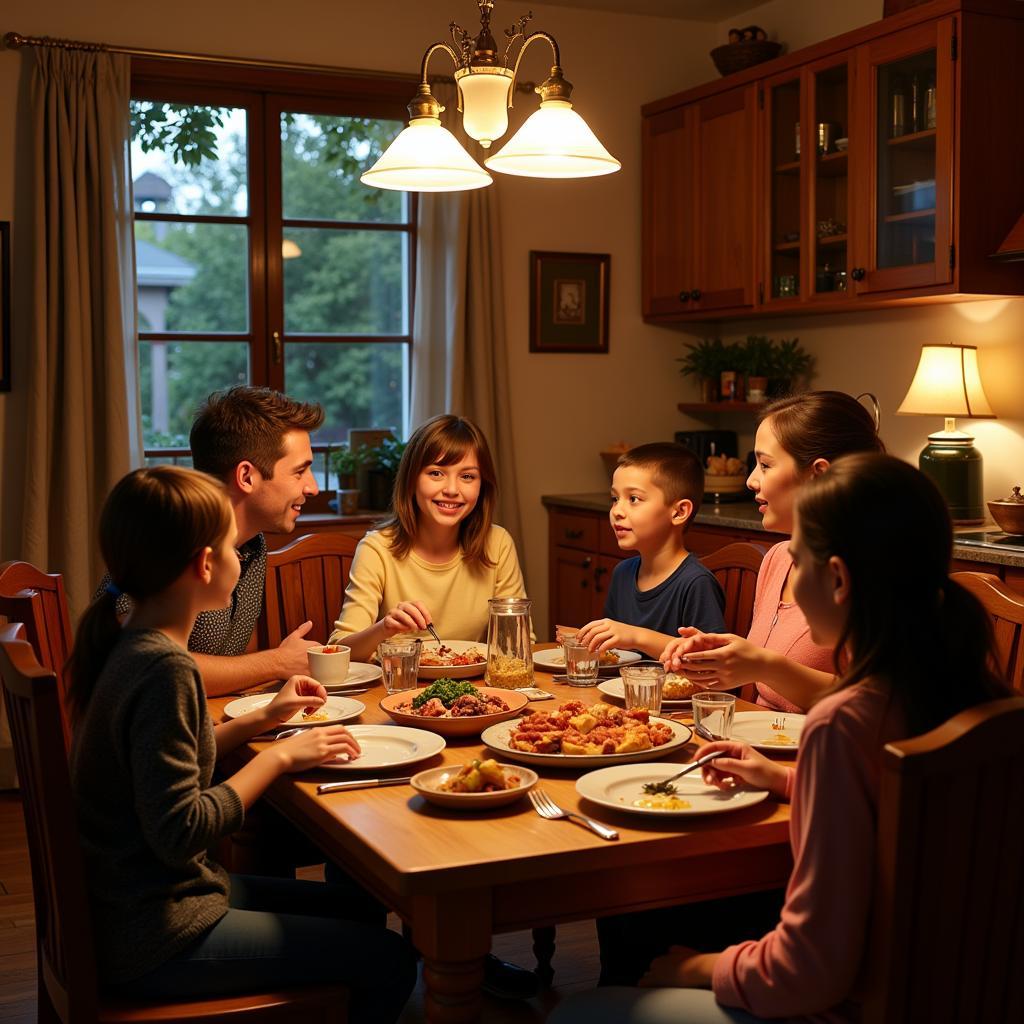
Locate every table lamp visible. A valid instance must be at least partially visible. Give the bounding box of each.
[897,343,994,524]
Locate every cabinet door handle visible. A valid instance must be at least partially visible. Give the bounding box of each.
[690,288,702,301]
[581,556,593,569]
[272,330,283,364]
[851,267,866,282]
[581,579,590,589]
[678,290,691,302]
[564,528,584,540]
[594,567,608,577]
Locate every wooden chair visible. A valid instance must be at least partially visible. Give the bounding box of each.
[950,571,1024,694]
[701,541,769,638]
[864,695,1024,1023]
[0,623,348,1023]
[258,533,360,649]
[0,560,75,750]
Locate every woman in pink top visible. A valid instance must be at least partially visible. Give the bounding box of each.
[663,391,884,712]
[552,454,1009,1024]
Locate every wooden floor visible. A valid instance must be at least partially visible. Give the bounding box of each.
[0,793,600,1023]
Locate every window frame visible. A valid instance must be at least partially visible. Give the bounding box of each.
[131,58,417,454]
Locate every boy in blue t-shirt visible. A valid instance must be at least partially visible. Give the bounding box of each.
[577,442,725,658]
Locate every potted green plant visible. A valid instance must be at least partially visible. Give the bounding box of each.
[770,338,814,396]
[366,436,408,511]
[677,338,739,402]
[329,442,366,490]
[738,335,777,402]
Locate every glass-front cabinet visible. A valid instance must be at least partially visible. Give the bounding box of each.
[855,18,954,294]
[764,74,802,305]
[807,58,853,303]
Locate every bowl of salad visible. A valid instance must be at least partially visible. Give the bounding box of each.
[379,679,529,736]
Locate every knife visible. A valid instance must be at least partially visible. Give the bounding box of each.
[317,777,413,794]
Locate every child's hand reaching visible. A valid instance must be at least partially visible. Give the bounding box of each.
[577,617,636,653]
[275,725,362,772]
[263,675,327,725]
[697,740,791,800]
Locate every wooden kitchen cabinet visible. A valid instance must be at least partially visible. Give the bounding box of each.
[642,0,1024,322]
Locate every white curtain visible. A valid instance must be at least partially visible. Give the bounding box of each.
[410,81,524,556]
[21,46,142,620]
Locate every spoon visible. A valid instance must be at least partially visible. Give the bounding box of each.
[642,750,727,795]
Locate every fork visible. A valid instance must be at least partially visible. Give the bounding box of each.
[772,716,787,731]
[425,622,443,646]
[528,788,618,841]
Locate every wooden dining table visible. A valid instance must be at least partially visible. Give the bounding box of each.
[211,656,795,1023]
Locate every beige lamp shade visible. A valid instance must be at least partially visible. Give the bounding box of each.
[456,67,514,148]
[359,117,492,193]
[484,99,621,178]
[281,239,302,259]
[897,344,995,418]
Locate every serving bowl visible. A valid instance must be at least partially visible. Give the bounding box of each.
[411,763,538,809]
[988,486,1024,535]
[379,686,529,736]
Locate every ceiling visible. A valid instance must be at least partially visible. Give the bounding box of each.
[538,0,769,20]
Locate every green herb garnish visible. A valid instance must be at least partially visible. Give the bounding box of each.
[642,781,677,796]
[411,678,480,709]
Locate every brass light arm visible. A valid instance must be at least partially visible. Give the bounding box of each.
[507,31,572,109]
[408,41,463,120]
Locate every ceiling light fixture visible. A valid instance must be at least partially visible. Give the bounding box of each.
[360,0,621,192]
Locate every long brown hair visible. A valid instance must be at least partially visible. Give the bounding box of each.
[67,466,234,722]
[761,390,884,468]
[380,415,498,568]
[796,453,1009,735]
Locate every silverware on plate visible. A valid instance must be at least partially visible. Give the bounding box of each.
[642,750,728,795]
[528,788,618,840]
[425,623,443,646]
[317,777,413,794]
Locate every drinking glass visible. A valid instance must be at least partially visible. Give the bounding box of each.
[620,661,666,715]
[378,638,422,694]
[692,692,736,739]
[562,640,599,687]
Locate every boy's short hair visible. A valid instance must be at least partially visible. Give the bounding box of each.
[616,442,704,522]
[189,386,324,481]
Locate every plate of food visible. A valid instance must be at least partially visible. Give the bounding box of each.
[597,672,701,709]
[417,640,487,680]
[481,700,692,769]
[318,724,446,771]
[411,759,538,809]
[380,681,529,736]
[533,647,641,676]
[223,693,365,726]
[730,711,806,752]
[576,763,769,817]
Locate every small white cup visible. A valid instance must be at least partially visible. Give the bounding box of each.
[307,644,351,686]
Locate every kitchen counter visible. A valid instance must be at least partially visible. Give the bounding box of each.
[541,492,1024,569]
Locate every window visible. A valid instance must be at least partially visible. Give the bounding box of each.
[130,62,416,475]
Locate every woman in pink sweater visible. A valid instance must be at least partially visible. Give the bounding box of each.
[554,454,1009,1024]
[663,391,884,712]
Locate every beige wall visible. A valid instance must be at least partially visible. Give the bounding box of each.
[4,0,1021,635]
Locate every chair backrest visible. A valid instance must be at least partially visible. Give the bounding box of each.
[864,696,1024,1023]
[258,533,360,649]
[0,624,99,1021]
[950,571,1024,694]
[0,560,75,750]
[700,541,768,637]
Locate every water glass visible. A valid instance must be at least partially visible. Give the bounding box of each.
[692,692,736,739]
[620,662,666,715]
[562,640,599,687]
[378,638,422,694]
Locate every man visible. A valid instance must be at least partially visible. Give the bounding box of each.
[102,386,324,695]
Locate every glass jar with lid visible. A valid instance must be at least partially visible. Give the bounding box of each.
[484,597,534,689]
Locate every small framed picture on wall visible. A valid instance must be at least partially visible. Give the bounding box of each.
[0,221,9,391]
[529,250,610,354]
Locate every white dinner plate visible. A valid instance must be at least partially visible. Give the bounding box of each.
[223,693,365,725]
[480,717,692,769]
[729,711,806,752]
[597,677,695,709]
[576,763,769,817]
[323,662,383,690]
[533,647,642,676]
[417,640,487,680]
[318,725,446,771]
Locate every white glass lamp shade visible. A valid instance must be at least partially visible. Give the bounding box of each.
[484,99,621,178]
[360,117,492,193]
[897,344,994,418]
[456,68,514,148]
[281,239,302,259]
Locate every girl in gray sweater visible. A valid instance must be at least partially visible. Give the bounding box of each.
[68,466,415,1022]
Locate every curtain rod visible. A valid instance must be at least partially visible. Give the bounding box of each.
[2,31,536,92]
